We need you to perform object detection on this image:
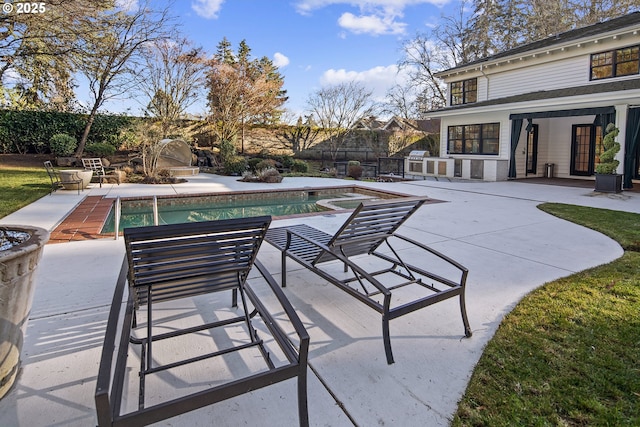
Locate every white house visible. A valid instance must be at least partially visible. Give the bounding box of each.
[418,11,640,189]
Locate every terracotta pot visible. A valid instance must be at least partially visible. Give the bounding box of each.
[0,225,49,399]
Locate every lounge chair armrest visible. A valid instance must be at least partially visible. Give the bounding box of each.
[392,233,469,274]
[95,256,129,425]
[248,259,310,361]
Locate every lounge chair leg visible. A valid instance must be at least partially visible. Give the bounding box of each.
[460,293,472,338]
[281,252,287,288]
[298,367,309,427]
[232,288,238,307]
[382,315,394,364]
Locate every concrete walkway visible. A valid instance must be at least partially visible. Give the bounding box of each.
[1,175,638,426]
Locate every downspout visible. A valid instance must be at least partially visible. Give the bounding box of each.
[479,64,489,100]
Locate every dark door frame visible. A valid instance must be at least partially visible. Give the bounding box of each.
[526,124,538,175]
[571,124,595,176]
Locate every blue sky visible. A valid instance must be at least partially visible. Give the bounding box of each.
[108,0,459,119]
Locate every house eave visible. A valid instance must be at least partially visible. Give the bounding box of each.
[436,12,640,79]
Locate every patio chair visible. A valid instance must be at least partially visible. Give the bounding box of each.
[82,158,120,187]
[95,216,310,427]
[264,197,471,365]
[44,160,81,195]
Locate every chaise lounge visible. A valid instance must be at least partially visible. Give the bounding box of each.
[95,216,309,426]
[264,197,471,364]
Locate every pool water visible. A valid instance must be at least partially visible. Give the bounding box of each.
[101,190,383,234]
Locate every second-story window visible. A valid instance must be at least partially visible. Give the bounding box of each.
[591,45,639,80]
[450,78,477,105]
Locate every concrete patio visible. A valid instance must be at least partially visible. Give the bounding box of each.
[1,174,638,426]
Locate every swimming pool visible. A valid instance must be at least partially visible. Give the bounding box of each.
[101,186,407,234]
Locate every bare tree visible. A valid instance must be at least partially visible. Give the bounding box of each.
[383,84,420,120]
[73,1,173,157]
[306,81,376,161]
[277,115,321,153]
[138,37,206,138]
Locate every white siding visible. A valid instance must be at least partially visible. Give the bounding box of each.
[489,56,590,99]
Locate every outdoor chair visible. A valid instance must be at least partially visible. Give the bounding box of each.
[264,197,471,365]
[95,216,310,427]
[82,158,120,187]
[44,160,82,195]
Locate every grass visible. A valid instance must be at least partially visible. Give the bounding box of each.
[0,166,51,219]
[454,202,640,426]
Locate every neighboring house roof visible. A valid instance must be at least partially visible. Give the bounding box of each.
[440,11,640,76]
[353,116,385,130]
[430,78,640,114]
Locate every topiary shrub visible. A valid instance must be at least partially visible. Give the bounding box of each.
[224,155,247,175]
[85,142,116,157]
[49,133,77,156]
[290,159,308,173]
[595,123,620,174]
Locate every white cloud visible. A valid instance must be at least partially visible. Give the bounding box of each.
[115,0,139,11]
[273,52,290,68]
[192,0,225,19]
[320,64,410,101]
[338,12,406,35]
[294,0,450,36]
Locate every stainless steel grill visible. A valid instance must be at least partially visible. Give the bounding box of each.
[408,150,429,160]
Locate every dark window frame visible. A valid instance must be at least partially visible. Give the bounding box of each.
[450,78,478,105]
[590,45,639,80]
[447,122,500,155]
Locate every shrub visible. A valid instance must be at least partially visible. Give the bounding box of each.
[220,140,236,164]
[595,123,620,174]
[347,160,363,179]
[247,158,263,172]
[291,159,308,173]
[255,159,277,171]
[49,133,77,156]
[85,142,116,157]
[281,155,294,169]
[224,155,247,175]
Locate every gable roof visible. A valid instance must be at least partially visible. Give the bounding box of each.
[441,11,640,75]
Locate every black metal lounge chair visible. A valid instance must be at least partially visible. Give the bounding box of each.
[44,160,82,194]
[264,197,471,365]
[95,217,309,427]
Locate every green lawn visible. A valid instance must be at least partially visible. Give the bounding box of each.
[0,166,51,219]
[454,203,640,426]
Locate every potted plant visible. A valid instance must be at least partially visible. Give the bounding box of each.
[594,123,623,193]
[0,225,49,399]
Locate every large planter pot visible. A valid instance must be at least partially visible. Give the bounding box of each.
[0,225,49,399]
[594,173,623,193]
[59,169,93,190]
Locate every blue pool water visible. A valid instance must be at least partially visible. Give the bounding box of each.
[101,191,374,234]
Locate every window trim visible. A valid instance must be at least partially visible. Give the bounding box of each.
[450,78,477,106]
[447,122,500,156]
[590,44,639,80]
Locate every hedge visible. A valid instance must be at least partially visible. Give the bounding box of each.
[0,110,137,154]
